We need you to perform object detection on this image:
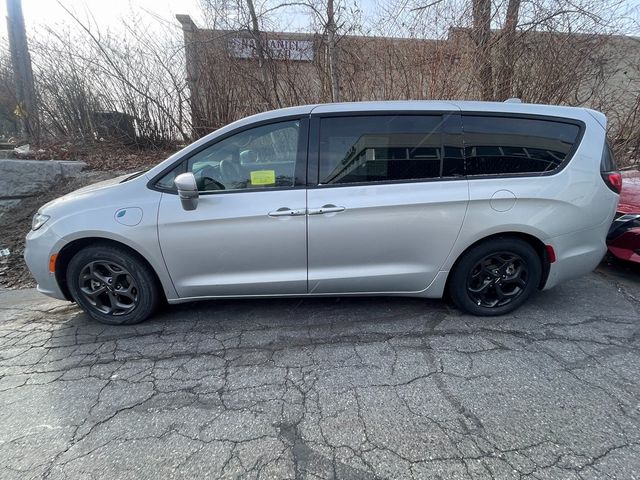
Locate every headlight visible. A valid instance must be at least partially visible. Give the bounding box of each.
[31,213,50,231]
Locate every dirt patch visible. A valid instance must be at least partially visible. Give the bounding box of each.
[1,140,178,289]
[22,142,178,172]
[0,171,126,289]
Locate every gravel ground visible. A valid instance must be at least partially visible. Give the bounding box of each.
[0,262,639,479]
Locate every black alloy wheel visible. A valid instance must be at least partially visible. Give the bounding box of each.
[466,252,528,308]
[449,238,542,316]
[67,243,160,325]
[78,261,139,316]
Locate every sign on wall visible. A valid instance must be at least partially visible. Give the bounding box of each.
[228,37,314,62]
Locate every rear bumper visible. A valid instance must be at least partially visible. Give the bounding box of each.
[543,225,608,290]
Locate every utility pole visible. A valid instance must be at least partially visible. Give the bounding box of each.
[326,0,340,102]
[6,0,38,142]
[472,0,493,100]
[496,0,521,101]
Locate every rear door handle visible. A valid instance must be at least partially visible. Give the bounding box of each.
[268,207,306,217]
[308,204,346,215]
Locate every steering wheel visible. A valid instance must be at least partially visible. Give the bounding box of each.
[219,159,244,184]
[202,176,226,191]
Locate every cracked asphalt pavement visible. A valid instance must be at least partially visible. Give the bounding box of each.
[1,263,639,479]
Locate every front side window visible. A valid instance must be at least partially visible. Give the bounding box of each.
[462,116,581,176]
[157,120,301,192]
[318,115,444,185]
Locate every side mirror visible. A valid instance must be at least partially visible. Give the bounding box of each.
[175,172,199,211]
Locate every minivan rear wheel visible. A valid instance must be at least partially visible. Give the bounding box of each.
[449,238,542,316]
[66,244,159,325]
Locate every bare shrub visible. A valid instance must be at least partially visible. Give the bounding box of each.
[29,8,189,147]
[0,0,637,166]
[0,42,19,138]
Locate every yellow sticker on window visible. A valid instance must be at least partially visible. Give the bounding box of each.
[250,170,276,186]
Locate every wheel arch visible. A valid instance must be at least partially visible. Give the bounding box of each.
[55,237,167,302]
[444,231,551,298]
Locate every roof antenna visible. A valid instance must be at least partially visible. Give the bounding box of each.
[504,98,522,103]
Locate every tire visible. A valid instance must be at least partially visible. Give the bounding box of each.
[66,243,160,325]
[449,238,542,316]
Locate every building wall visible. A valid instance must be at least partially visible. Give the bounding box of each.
[177,14,640,145]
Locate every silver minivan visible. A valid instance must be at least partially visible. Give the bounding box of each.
[25,101,621,324]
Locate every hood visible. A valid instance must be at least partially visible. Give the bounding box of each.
[39,172,135,214]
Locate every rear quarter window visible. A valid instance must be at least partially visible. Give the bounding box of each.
[462,116,581,176]
[600,141,617,172]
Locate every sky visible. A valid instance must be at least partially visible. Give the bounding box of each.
[0,0,637,38]
[0,0,381,37]
[1,0,206,35]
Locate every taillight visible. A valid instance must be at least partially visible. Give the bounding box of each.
[545,245,556,263]
[600,142,621,193]
[601,171,622,193]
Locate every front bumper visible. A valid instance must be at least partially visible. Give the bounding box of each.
[24,226,67,301]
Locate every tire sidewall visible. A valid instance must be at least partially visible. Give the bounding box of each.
[67,245,158,325]
[450,238,542,316]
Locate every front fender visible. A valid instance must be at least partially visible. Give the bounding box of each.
[45,186,179,300]
[51,229,178,301]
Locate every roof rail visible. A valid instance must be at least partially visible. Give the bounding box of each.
[504,98,522,103]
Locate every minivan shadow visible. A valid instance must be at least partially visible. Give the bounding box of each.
[155,295,452,326]
[58,277,633,363]
[64,277,614,343]
[64,295,460,345]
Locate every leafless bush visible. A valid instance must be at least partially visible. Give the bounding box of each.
[29,9,189,148]
[0,43,19,139]
[0,0,638,165]
[368,0,640,164]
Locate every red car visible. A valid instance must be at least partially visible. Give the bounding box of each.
[607,170,640,263]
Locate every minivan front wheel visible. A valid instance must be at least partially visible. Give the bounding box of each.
[449,238,542,316]
[67,244,160,325]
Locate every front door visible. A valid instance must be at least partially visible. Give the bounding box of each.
[157,118,308,298]
[307,113,468,294]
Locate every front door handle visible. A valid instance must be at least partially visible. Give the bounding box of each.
[308,204,346,215]
[268,207,306,217]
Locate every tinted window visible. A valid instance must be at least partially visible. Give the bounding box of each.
[462,116,581,175]
[600,141,617,172]
[441,114,465,177]
[157,120,301,192]
[155,162,186,190]
[319,116,443,185]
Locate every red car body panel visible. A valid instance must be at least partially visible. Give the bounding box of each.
[617,171,640,214]
[608,231,640,263]
[607,170,640,264]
